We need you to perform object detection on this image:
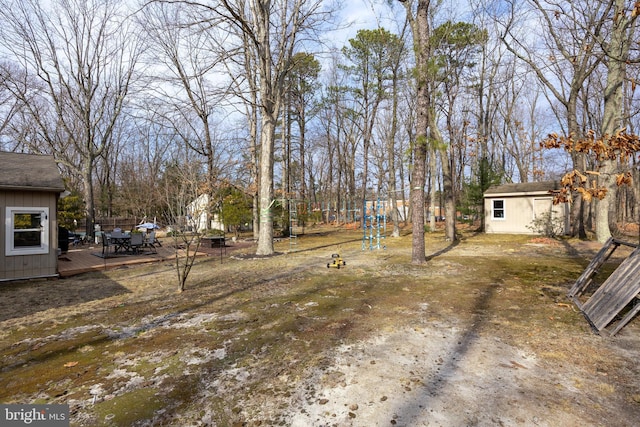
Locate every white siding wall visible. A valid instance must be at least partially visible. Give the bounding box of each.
[484,195,567,234]
[187,194,224,232]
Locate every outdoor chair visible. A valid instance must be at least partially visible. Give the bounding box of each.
[144,231,158,253]
[101,235,114,258]
[129,232,144,254]
[149,230,161,247]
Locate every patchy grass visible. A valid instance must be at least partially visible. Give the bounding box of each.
[0,226,639,426]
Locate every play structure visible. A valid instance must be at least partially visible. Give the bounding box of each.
[362,198,386,250]
[289,199,299,252]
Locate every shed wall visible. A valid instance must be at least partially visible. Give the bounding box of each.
[484,195,567,234]
[0,190,59,281]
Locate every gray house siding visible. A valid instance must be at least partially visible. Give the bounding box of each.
[0,152,64,282]
[1,190,59,281]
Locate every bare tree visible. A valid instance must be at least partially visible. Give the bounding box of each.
[0,62,25,150]
[288,52,321,202]
[140,2,233,231]
[116,116,173,220]
[499,75,547,182]
[500,0,610,237]
[0,0,141,238]
[161,159,204,292]
[385,23,409,237]
[176,0,331,255]
[465,0,512,231]
[430,21,488,242]
[218,9,261,239]
[342,28,402,222]
[317,55,355,221]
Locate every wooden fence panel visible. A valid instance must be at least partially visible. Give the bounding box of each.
[77,217,141,234]
[581,247,640,333]
[568,237,617,299]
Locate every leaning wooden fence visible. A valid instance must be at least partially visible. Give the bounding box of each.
[569,237,640,336]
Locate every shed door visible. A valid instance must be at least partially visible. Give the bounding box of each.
[533,198,553,220]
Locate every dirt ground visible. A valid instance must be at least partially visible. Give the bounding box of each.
[0,227,639,426]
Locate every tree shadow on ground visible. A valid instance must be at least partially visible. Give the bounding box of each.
[426,239,460,261]
[391,280,498,422]
[0,274,131,322]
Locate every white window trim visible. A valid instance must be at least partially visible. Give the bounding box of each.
[492,199,505,220]
[5,207,50,256]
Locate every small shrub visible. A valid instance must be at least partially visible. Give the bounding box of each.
[527,211,565,238]
[204,228,225,236]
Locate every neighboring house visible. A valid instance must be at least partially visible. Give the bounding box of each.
[0,152,65,282]
[186,194,224,232]
[483,181,569,235]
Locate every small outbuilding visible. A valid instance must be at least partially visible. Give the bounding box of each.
[186,194,225,233]
[483,181,569,235]
[0,152,65,282]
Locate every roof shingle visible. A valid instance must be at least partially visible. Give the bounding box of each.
[484,181,562,196]
[0,151,65,192]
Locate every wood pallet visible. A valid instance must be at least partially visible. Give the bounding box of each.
[569,238,640,336]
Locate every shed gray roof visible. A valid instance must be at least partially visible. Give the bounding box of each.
[0,151,65,192]
[484,180,562,197]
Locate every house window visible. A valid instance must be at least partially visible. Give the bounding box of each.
[492,199,505,219]
[5,207,50,256]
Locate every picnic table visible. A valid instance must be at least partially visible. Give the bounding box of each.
[109,233,131,253]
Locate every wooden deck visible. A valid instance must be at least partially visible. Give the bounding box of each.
[56,242,177,277]
[57,239,249,278]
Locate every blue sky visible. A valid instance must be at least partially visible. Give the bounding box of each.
[329,0,397,48]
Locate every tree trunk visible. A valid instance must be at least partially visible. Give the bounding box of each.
[256,114,276,255]
[430,113,456,241]
[401,0,431,264]
[411,137,427,263]
[596,0,633,243]
[388,89,400,237]
[254,0,277,256]
[429,149,436,231]
[563,90,587,238]
[250,96,260,240]
[299,114,307,201]
[82,163,96,238]
[251,130,260,240]
[441,152,457,242]
[361,138,370,223]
